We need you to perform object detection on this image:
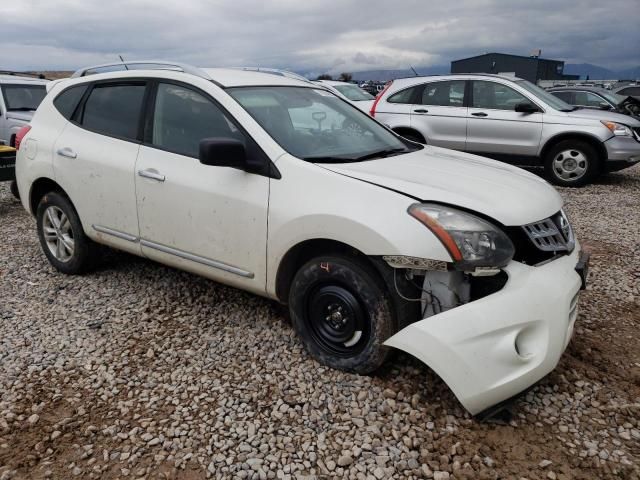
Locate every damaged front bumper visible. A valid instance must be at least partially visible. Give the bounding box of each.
[384,244,584,415]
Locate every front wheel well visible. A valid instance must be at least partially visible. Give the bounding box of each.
[392,127,426,144]
[540,134,606,167]
[29,178,67,216]
[9,134,16,147]
[275,239,375,303]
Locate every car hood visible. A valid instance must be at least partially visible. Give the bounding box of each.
[6,111,34,123]
[563,107,640,126]
[320,146,563,226]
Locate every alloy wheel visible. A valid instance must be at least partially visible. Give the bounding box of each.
[42,206,75,262]
[552,149,588,181]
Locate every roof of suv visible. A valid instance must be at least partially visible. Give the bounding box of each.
[388,73,524,89]
[547,86,611,94]
[0,74,49,85]
[69,61,315,89]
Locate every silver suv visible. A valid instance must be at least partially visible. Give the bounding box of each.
[0,73,48,147]
[371,74,640,186]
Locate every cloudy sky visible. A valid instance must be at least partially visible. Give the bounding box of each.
[2,0,638,75]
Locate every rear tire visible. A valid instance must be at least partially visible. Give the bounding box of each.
[10,180,20,200]
[544,140,599,187]
[288,255,395,374]
[36,192,98,274]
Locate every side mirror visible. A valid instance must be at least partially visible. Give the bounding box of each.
[199,138,247,170]
[515,102,539,114]
[598,102,612,110]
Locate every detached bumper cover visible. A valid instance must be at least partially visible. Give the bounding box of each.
[384,245,583,414]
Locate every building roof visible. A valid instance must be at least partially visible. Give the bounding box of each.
[452,52,563,64]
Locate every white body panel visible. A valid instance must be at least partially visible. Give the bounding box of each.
[135,146,269,295]
[54,123,142,255]
[319,147,561,226]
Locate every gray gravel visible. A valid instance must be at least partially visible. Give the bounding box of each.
[0,166,639,480]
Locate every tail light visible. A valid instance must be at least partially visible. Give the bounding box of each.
[369,80,393,117]
[14,125,31,150]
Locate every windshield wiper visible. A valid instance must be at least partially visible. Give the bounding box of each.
[352,147,408,161]
[560,106,580,112]
[8,107,36,111]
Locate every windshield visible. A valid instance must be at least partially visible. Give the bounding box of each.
[1,84,47,111]
[228,86,416,162]
[516,80,574,111]
[333,84,375,101]
[600,90,627,105]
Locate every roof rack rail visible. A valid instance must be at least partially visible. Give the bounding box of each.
[0,71,47,80]
[234,67,312,84]
[70,60,213,81]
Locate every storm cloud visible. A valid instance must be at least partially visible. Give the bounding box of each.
[1,0,638,74]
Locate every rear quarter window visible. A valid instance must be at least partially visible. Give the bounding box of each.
[53,85,88,120]
[387,85,421,104]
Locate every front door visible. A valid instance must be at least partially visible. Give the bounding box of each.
[410,80,468,150]
[135,81,269,294]
[466,80,543,157]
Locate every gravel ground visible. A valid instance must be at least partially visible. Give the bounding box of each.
[0,167,639,480]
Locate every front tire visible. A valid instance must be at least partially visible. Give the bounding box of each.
[288,255,395,374]
[544,140,599,187]
[36,192,97,274]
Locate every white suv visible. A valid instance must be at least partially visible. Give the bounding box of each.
[16,61,588,415]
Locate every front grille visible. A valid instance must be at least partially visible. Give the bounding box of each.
[505,211,574,265]
[632,127,640,142]
[522,211,574,253]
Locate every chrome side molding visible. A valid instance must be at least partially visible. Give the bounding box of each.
[140,239,254,279]
[92,225,138,242]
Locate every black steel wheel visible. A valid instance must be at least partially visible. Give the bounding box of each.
[289,255,395,374]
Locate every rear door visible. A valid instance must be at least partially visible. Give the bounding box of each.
[409,80,467,150]
[52,80,146,254]
[466,80,543,157]
[372,84,419,128]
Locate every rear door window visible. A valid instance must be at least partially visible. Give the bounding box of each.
[387,85,421,104]
[53,85,88,120]
[420,80,466,107]
[80,83,146,141]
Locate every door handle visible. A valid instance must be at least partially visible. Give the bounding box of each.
[56,147,77,159]
[471,112,488,117]
[413,109,429,114]
[138,169,165,182]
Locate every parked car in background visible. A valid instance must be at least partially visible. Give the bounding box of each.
[16,60,588,415]
[0,145,19,198]
[548,86,640,120]
[314,80,375,112]
[0,73,48,147]
[371,74,640,186]
[613,84,640,101]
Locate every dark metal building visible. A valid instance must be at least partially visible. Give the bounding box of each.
[451,53,579,83]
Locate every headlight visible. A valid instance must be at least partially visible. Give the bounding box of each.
[600,120,633,137]
[408,203,515,270]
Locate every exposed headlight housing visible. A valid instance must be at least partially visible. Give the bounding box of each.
[408,203,515,270]
[600,120,633,137]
